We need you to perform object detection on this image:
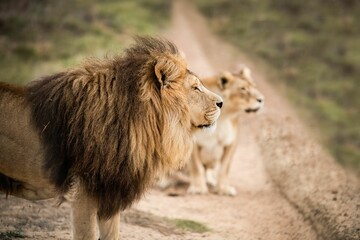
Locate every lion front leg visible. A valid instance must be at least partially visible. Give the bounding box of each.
[69,188,98,240]
[98,212,120,240]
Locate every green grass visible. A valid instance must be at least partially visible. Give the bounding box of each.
[0,230,26,239]
[195,0,360,173]
[122,209,211,235]
[171,219,211,233]
[0,0,171,84]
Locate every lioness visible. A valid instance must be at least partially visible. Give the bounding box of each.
[0,37,223,239]
[187,66,264,196]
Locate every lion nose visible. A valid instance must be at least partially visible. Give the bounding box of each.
[216,101,223,109]
[257,98,263,103]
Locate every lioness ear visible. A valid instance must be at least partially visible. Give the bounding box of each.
[238,66,252,80]
[218,71,231,89]
[220,77,228,88]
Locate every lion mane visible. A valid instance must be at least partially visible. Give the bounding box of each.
[26,37,193,219]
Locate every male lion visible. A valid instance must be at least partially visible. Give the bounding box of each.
[0,37,223,239]
[187,66,264,196]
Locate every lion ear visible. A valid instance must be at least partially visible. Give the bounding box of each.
[154,57,185,88]
[154,59,171,88]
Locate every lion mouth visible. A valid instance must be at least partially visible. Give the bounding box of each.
[191,120,216,130]
[196,123,215,129]
[245,108,260,113]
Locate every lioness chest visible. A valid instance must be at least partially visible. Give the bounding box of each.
[194,118,236,164]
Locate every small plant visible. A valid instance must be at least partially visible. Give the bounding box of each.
[123,209,211,235]
[172,219,211,233]
[0,230,26,240]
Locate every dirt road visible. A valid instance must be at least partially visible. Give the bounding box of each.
[132,1,317,239]
[1,1,358,240]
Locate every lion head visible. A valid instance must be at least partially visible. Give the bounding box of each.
[152,55,223,132]
[184,71,223,130]
[26,36,222,218]
[211,66,264,115]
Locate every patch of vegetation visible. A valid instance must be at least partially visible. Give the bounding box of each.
[122,209,211,235]
[0,0,171,84]
[172,218,211,233]
[0,230,26,239]
[195,0,360,173]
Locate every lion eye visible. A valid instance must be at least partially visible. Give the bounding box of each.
[241,87,246,90]
[194,86,201,92]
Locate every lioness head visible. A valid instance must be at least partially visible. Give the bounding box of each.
[210,66,264,115]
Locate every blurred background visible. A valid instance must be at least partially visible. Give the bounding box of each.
[1,0,358,174]
[195,0,360,175]
[0,0,171,83]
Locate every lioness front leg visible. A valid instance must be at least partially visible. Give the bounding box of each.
[98,212,120,240]
[187,146,208,194]
[70,189,98,240]
[216,145,237,196]
[205,168,218,188]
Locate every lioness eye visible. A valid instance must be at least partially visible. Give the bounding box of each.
[241,87,246,90]
[194,86,201,92]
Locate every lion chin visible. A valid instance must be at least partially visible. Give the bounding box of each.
[0,36,223,240]
[202,123,217,133]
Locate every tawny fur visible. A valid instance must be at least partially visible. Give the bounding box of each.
[0,36,222,239]
[188,67,264,196]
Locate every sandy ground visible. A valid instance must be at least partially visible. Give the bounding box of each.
[1,1,359,240]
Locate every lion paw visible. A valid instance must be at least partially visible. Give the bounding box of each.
[187,184,208,195]
[216,185,237,196]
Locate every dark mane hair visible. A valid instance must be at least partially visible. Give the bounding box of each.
[26,36,192,219]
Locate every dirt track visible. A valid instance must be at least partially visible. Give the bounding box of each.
[1,1,359,240]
